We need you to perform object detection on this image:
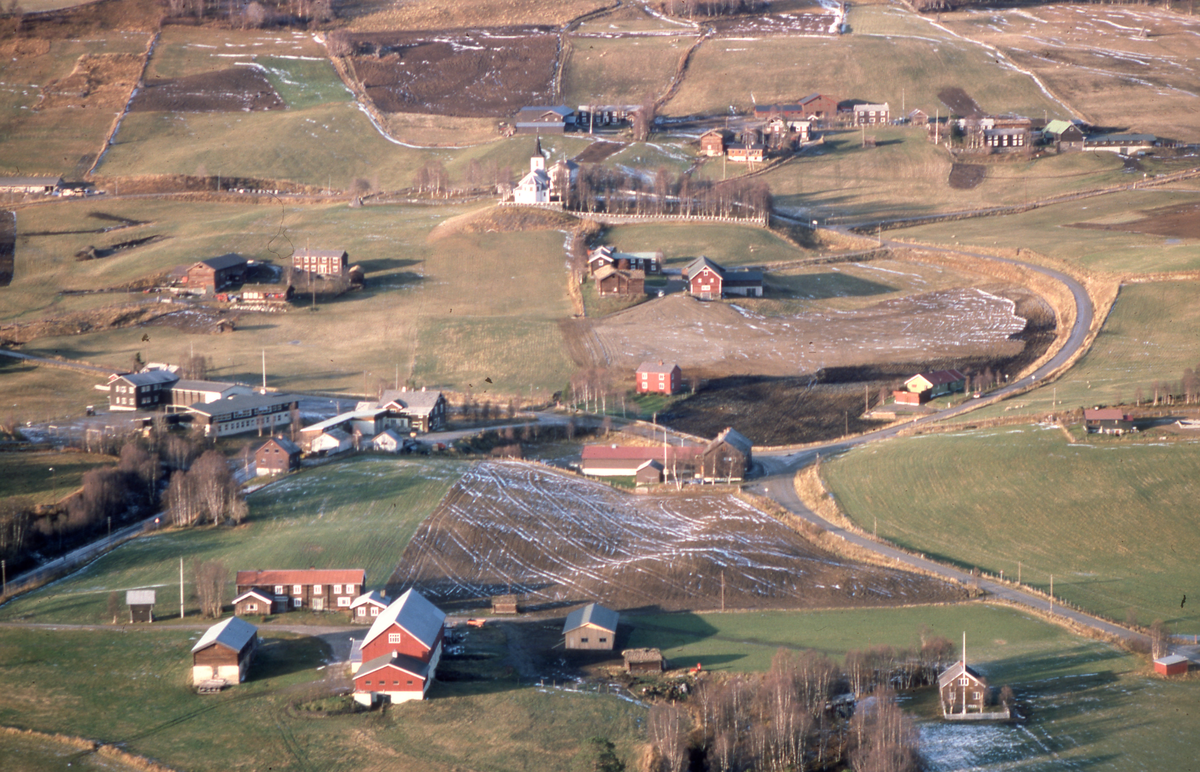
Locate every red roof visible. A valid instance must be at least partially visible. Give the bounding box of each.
[236,569,365,586]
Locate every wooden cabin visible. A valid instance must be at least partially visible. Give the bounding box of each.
[191,617,258,689]
[563,603,619,651]
[492,594,521,615]
[623,648,666,674]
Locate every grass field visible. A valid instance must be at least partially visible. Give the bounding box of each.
[892,189,1200,274]
[665,4,1066,119]
[627,602,1200,770]
[821,425,1200,632]
[562,34,686,110]
[144,28,329,81]
[0,358,106,426]
[0,456,465,624]
[341,0,613,31]
[0,450,116,506]
[0,625,647,772]
[954,280,1200,421]
[594,221,806,268]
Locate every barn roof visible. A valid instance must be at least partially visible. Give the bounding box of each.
[126,589,156,605]
[235,568,365,587]
[622,647,664,664]
[580,445,701,462]
[192,616,257,653]
[1043,119,1073,136]
[563,602,618,635]
[711,427,752,456]
[232,588,274,604]
[0,175,62,186]
[937,660,986,689]
[293,248,347,260]
[636,361,679,375]
[912,369,966,387]
[1083,408,1128,422]
[257,436,300,455]
[363,589,446,650]
[350,589,390,609]
[196,253,247,271]
[187,392,297,418]
[1155,654,1189,667]
[378,389,444,416]
[685,256,726,280]
[356,652,431,680]
[118,370,180,387]
[174,379,243,393]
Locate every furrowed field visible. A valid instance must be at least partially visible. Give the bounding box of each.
[0,625,649,772]
[953,279,1200,421]
[821,425,1200,633]
[0,456,465,624]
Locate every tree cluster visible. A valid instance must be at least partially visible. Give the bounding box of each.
[659,0,768,17]
[570,166,771,220]
[412,158,513,197]
[166,450,247,527]
[191,558,230,618]
[1127,363,1200,407]
[161,0,334,27]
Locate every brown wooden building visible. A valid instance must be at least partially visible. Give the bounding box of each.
[622,648,666,674]
[255,436,301,477]
[292,248,348,277]
[563,602,619,651]
[492,594,521,614]
[235,569,365,613]
[191,617,258,688]
[699,129,729,157]
[349,590,390,624]
[938,660,989,716]
[232,588,275,616]
[184,254,247,294]
[700,427,753,482]
[595,265,645,297]
[798,93,839,121]
[126,589,155,623]
[108,370,179,412]
[726,143,765,163]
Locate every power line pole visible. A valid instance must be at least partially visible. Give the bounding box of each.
[180,558,185,619]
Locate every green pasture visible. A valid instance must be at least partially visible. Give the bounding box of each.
[0,625,646,772]
[0,358,105,426]
[958,280,1200,421]
[144,27,329,81]
[0,450,115,506]
[594,221,804,268]
[768,130,1129,222]
[892,189,1200,273]
[0,456,465,624]
[562,34,686,110]
[665,4,1066,119]
[14,200,577,395]
[822,425,1200,632]
[762,258,995,314]
[0,34,149,177]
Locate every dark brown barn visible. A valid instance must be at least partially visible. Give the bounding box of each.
[492,594,521,614]
[595,265,645,297]
[700,427,753,482]
[563,603,619,651]
[798,93,839,121]
[938,660,989,716]
[184,254,247,294]
[191,617,258,689]
[233,588,275,616]
[623,648,666,674]
[699,129,729,157]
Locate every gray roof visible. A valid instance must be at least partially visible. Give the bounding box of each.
[637,361,679,375]
[685,256,726,279]
[350,589,389,609]
[173,379,244,393]
[712,427,752,456]
[724,270,762,286]
[126,589,156,605]
[233,588,273,603]
[119,370,180,387]
[1086,133,1156,144]
[937,660,985,689]
[0,176,62,187]
[517,105,573,120]
[192,616,258,653]
[357,651,431,680]
[378,389,444,416]
[563,602,619,635]
[198,253,247,271]
[300,409,385,435]
[258,436,300,455]
[293,248,347,259]
[1155,654,1189,666]
[187,392,297,418]
[363,588,446,650]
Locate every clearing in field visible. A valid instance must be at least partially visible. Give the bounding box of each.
[822,425,1200,633]
[392,461,965,611]
[589,286,1026,380]
[940,4,1200,143]
[129,67,285,113]
[348,27,558,117]
[561,34,687,109]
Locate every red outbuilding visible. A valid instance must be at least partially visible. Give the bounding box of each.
[636,361,682,394]
[1154,655,1189,676]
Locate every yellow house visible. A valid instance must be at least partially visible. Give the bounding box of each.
[903,369,967,398]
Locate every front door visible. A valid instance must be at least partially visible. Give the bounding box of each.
[313,598,324,611]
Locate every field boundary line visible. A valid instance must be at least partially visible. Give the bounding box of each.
[89,31,159,178]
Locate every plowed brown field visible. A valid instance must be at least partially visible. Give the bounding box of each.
[129,67,284,113]
[390,462,966,612]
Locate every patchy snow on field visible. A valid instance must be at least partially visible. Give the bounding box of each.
[392,462,962,611]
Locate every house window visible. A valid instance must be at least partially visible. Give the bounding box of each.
[338,596,351,607]
[364,679,371,686]
[959,677,969,686]
[580,637,589,644]
[599,637,608,643]
[973,691,982,700]
[246,603,257,612]
[293,597,302,608]
[357,607,366,616]
[314,585,322,595]
[275,585,284,595]
[293,585,302,595]
[407,680,413,685]
[388,633,402,644]
[348,585,357,596]
[333,584,342,594]
[393,680,399,686]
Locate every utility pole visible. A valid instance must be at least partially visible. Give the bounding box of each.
[1018,561,1021,584]
[107,516,111,544]
[720,571,725,612]
[2,559,6,597]
[1049,574,1054,613]
[180,558,185,619]
[261,349,266,391]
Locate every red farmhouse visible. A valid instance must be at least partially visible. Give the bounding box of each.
[636,361,681,395]
[354,589,446,705]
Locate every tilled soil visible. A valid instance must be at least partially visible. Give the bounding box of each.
[1068,201,1200,240]
[129,67,285,113]
[948,163,986,190]
[390,462,967,613]
[937,86,982,118]
[349,27,558,116]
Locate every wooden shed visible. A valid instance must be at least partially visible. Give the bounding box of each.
[126,589,156,623]
[191,617,258,688]
[233,588,275,616]
[492,594,521,615]
[563,602,619,651]
[1154,654,1189,676]
[622,648,665,674]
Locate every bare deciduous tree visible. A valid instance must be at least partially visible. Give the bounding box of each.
[648,704,687,772]
[191,558,229,618]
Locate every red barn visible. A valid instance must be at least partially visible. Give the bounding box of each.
[636,361,681,394]
[1154,654,1189,676]
[354,589,446,704]
[686,257,725,300]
